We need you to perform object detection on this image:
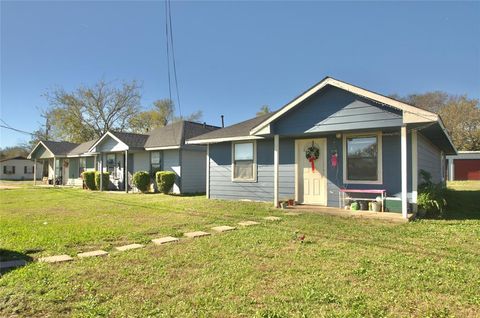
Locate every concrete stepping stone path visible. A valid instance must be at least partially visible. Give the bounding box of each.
[115,243,144,252]
[184,231,211,238]
[0,259,27,270]
[211,225,236,233]
[264,216,282,221]
[238,221,260,226]
[77,250,108,258]
[38,255,73,263]
[152,236,179,245]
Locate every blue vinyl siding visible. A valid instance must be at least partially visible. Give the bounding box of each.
[209,131,413,207]
[272,85,402,135]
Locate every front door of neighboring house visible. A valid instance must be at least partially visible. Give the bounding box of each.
[296,138,327,205]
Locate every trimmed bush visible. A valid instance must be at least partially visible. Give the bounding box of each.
[95,171,110,191]
[132,171,151,193]
[81,171,96,190]
[155,171,176,194]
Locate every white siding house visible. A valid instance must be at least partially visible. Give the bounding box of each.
[0,156,43,180]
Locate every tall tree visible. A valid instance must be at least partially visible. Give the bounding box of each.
[0,145,30,160]
[44,80,141,142]
[393,92,480,151]
[129,99,203,134]
[256,105,271,117]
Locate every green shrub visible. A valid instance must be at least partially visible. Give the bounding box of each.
[155,171,176,194]
[417,169,447,217]
[132,171,151,193]
[81,171,96,190]
[95,171,110,191]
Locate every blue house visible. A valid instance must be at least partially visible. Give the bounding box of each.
[187,77,456,218]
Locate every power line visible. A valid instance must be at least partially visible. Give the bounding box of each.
[0,124,34,136]
[167,0,182,118]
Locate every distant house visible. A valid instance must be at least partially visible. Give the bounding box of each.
[187,77,457,218]
[447,151,480,181]
[28,121,219,193]
[0,156,42,180]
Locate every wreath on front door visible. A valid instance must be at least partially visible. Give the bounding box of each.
[305,143,320,171]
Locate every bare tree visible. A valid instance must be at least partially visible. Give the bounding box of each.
[44,80,141,142]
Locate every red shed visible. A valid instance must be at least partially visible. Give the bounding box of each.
[447,151,480,181]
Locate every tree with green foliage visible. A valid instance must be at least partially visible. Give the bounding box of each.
[392,92,480,151]
[256,105,271,117]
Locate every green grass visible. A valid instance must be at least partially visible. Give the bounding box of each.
[1,183,479,317]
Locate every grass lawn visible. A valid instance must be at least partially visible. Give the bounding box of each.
[1,183,479,317]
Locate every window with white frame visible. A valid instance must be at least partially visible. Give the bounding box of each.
[79,157,86,175]
[150,151,162,175]
[3,166,15,174]
[24,166,34,174]
[106,154,116,174]
[344,133,382,183]
[232,141,256,181]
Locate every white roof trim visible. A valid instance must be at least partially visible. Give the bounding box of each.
[87,131,129,152]
[145,146,180,151]
[250,77,439,135]
[186,135,264,145]
[27,141,55,159]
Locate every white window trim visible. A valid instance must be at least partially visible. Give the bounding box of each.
[231,140,257,183]
[342,131,383,185]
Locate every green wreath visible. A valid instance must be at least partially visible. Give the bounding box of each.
[305,145,320,160]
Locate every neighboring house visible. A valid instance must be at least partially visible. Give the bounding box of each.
[446,151,480,181]
[187,77,457,218]
[0,156,43,180]
[28,121,219,193]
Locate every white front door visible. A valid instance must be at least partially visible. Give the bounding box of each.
[296,138,327,205]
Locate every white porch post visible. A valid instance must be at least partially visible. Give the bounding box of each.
[53,156,56,187]
[125,150,128,193]
[206,144,210,199]
[274,134,279,208]
[449,158,455,181]
[99,153,103,192]
[411,130,418,212]
[33,158,37,186]
[401,126,408,219]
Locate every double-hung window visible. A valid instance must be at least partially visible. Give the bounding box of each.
[3,166,15,174]
[79,157,86,175]
[343,133,382,184]
[232,141,256,181]
[24,166,34,174]
[150,151,162,175]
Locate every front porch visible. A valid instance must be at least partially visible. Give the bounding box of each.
[288,204,414,223]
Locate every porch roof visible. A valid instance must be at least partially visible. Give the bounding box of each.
[28,140,79,159]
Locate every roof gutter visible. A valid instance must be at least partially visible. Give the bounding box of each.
[186,135,264,145]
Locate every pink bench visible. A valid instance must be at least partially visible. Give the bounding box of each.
[339,189,386,212]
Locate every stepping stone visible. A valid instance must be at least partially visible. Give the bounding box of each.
[152,236,179,245]
[184,231,211,238]
[285,212,301,216]
[77,250,108,258]
[115,243,144,251]
[238,221,260,226]
[211,225,236,233]
[38,254,73,263]
[264,216,282,221]
[0,259,27,270]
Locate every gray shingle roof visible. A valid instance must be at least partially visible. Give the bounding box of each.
[144,121,219,148]
[0,156,30,162]
[41,140,79,155]
[68,139,98,156]
[187,113,275,141]
[109,131,150,149]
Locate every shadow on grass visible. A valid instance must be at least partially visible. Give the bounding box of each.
[0,249,33,275]
[443,189,480,220]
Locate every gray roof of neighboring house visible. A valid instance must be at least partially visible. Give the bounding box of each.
[68,139,98,156]
[0,156,30,162]
[109,131,150,149]
[187,113,275,141]
[144,121,220,148]
[41,140,79,156]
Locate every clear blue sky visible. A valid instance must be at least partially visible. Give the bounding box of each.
[1,0,479,148]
